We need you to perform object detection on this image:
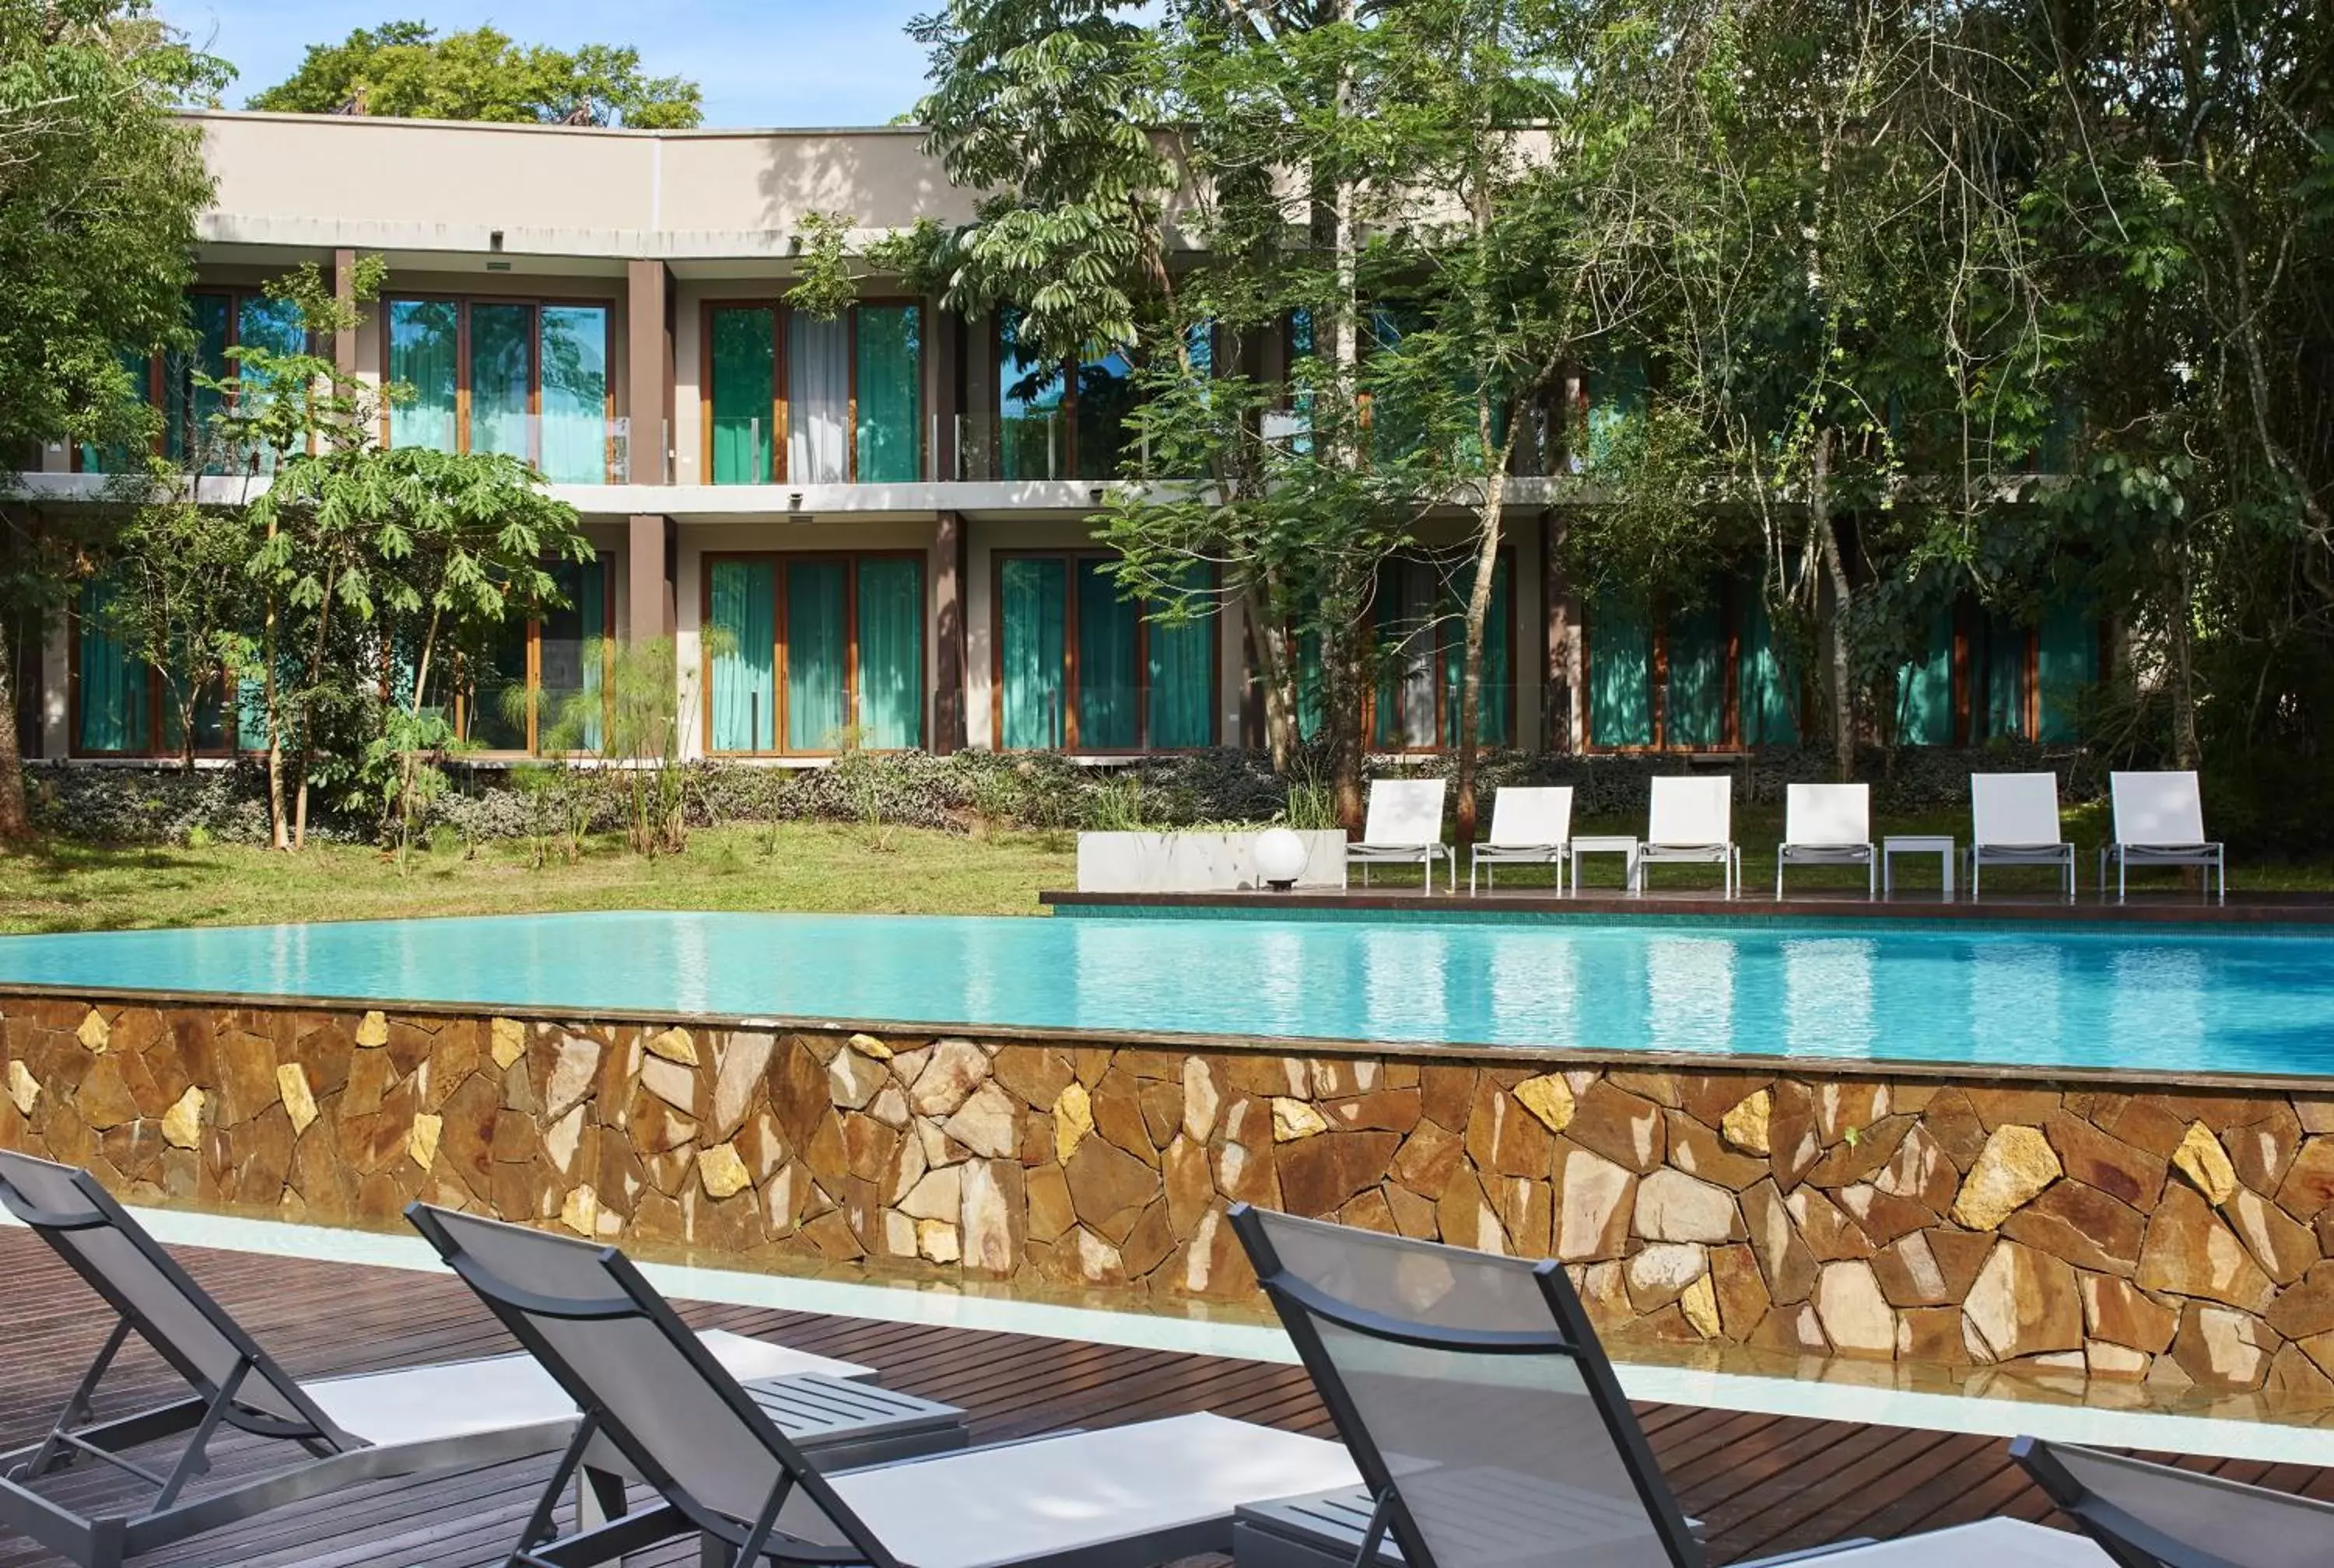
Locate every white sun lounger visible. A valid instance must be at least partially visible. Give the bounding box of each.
[1639,775,1740,897]
[409,1203,1364,1568]
[1468,786,1572,894]
[1775,782,1876,898]
[1969,772,2076,900]
[2101,770,2225,902]
[0,1150,937,1568]
[1348,779,1453,893]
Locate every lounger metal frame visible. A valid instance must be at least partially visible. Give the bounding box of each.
[2097,842,2225,904]
[2010,1436,2235,1568]
[1229,1206,1889,1568]
[0,1157,564,1568]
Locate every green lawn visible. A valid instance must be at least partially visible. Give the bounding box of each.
[0,796,2303,936]
[0,824,1079,935]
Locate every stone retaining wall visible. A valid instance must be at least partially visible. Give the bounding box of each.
[5,992,2334,1405]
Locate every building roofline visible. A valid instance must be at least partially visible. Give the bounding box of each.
[183,108,930,141]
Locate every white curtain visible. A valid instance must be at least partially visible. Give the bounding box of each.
[788,313,850,483]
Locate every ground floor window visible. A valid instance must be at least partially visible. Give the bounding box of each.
[1584,580,1800,751]
[1891,596,2098,747]
[70,578,234,757]
[1368,554,1516,751]
[704,553,925,754]
[453,555,613,753]
[994,554,1215,751]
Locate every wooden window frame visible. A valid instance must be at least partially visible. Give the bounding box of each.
[1579,583,1745,754]
[450,555,619,757]
[1365,549,1520,756]
[698,298,928,487]
[989,549,1220,754]
[380,294,619,479]
[697,549,930,758]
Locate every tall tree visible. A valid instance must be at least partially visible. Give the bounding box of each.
[249,23,702,128]
[0,0,219,838]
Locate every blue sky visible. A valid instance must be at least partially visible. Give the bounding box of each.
[160,2,936,127]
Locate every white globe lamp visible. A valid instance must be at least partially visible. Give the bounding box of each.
[1253,827,1308,891]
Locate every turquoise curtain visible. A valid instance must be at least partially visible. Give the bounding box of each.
[166,294,231,472]
[1666,595,1728,747]
[82,348,152,473]
[1000,557,1067,747]
[75,579,147,754]
[1738,592,1799,746]
[1296,628,1323,742]
[538,557,604,751]
[1075,558,1139,748]
[2037,596,2097,743]
[710,308,775,484]
[233,296,303,474]
[1145,567,1213,748]
[785,561,850,751]
[854,305,922,483]
[710,561,776,751]
[388,299,459,453]
[1588,586,1654,746]
[1896,610,1956,745]
[1979,613,2029,740]
[469,303,532,462]
[236,666,266,751]
[999,310,1067,481]
[1441,556,1512,746]
[856,558,923,748]
[541,305,608,482]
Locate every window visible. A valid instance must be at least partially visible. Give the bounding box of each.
[384,298,612,480]
[452,555,613,753]
[704,302,925,485]
[1887,595,2099,747]
[70,577,234,758]
[703,554,926,754]
[82,290,304,476]
[1367,555,1516,752]
[994,553,1215,751]
[997,310,1133,481]
[1583,579,1795,752]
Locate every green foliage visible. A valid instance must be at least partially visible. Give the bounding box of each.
[785,212,862,321]
[247,22,701,128]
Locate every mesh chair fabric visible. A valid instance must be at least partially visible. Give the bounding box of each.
[2052,1444,2334,1568]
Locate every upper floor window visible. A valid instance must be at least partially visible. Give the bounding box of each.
[703,301,924,485]
[384,297,612,482]
[997,310,1133,482]
[79,292,308,475]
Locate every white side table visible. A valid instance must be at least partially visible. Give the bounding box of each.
[1571,835,1642,895]
[1882,835,1956,899]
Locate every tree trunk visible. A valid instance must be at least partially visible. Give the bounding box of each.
[265,586,288,851]
[0,637,28,841]
[1323,624,1369,834]
[2165,551,2200,770]
[1242,587,1298,770]
[1455,464,1508,848]
[290,569,336,853]
[1810,429,1856,781]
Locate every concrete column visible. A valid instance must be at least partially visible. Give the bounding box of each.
[1544,506,1576,754]
[626,260,671,484]
[629,514,672,644]
[933,511,968,751]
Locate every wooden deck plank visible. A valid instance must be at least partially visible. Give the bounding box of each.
[0,1228,2325,1567]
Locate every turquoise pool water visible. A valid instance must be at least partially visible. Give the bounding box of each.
[0,910,2328,1076]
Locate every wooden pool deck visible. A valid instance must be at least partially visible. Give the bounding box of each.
[1,1229,2328,1568]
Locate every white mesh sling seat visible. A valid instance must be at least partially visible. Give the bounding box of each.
[0,1150,896,1568]
[1227,1206,2110,1568]
[2101,772,2225,903]
[406,1202,1363,1568]
[1640,776,1741,897]
[1776,784,1877,898]
[2013,1435,2334,1566]
[1350,779,1453,894]
[1470,787,1573,894]
[1969,772,2077,900]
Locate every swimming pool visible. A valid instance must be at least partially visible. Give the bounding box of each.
[2,908,2329,1078]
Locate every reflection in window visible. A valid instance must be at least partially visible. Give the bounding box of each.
[708,306,776,484]
[388,299,459,453]
[540,306,609,482]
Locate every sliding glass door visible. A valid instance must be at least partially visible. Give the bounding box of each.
[704,554,926,754]
[384,297,611,478]
[995,553,1217,751]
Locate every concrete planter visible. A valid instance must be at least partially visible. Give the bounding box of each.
[1074,829,1347,893]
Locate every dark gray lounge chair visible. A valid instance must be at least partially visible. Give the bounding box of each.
[1227,1205,2109,1568]
[2013,1435,2334,1566]
[407,1199,1363,1568]
[0,1150,926,1568]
